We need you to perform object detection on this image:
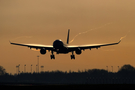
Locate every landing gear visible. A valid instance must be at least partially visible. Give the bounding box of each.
[50,50,55,59]
[50,55,55,59]
[71,55,75,59]
[71,51,75,59]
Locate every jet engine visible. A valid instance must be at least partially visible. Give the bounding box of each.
[40,48,46,54]
[75,48,82,55]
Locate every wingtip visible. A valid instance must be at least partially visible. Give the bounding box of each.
[120,35,126,41]
[9,40,12,44]
[118,39,121,44]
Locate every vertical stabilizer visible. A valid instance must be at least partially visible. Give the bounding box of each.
[67,29,70,44]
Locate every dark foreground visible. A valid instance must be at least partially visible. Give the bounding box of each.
[1,83,135,89]
[1,64,135,87]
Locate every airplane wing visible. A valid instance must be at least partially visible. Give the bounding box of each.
[10,41,53,50]
[67,39,121,51]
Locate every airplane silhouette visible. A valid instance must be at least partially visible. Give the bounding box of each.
[10,29,121,59]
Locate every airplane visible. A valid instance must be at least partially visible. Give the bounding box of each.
[10,29,122,59]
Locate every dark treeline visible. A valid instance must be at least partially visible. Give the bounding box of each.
[0,64,135,84]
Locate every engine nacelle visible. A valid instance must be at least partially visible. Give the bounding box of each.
[40,48,46,54]
[75,48,82,55]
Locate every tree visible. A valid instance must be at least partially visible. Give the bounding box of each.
[119,64,135,71]
[0,66,6,75]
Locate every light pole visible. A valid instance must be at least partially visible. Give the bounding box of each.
[16,65,18,74]
[118,66,119,72]
[18,64,20,74]
[106,66,108,72]
[24,64,26,73]
[36,65,38,73]
[111,66,113,72]
[31,64,32,73]
[37,55,39,73]
[41,66,44,72]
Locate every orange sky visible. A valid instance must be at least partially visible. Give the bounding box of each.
[0,0,135,74]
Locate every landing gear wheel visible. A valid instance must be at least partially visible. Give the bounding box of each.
[50,55,55,59]
[53,55,55,59]
[71,55,75,59]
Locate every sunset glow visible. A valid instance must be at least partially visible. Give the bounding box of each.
[0,0,135,74]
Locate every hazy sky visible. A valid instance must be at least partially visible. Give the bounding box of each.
[0,0,135,74]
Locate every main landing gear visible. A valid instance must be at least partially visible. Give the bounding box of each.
[71,51,75,59]
[50,51,55,59]
[50,55,55,59]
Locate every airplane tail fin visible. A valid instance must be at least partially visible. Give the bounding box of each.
[67,29,70,44]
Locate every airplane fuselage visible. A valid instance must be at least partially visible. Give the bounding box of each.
[53,39,69,54]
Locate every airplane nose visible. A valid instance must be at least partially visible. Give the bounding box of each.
[53,40,64,49]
